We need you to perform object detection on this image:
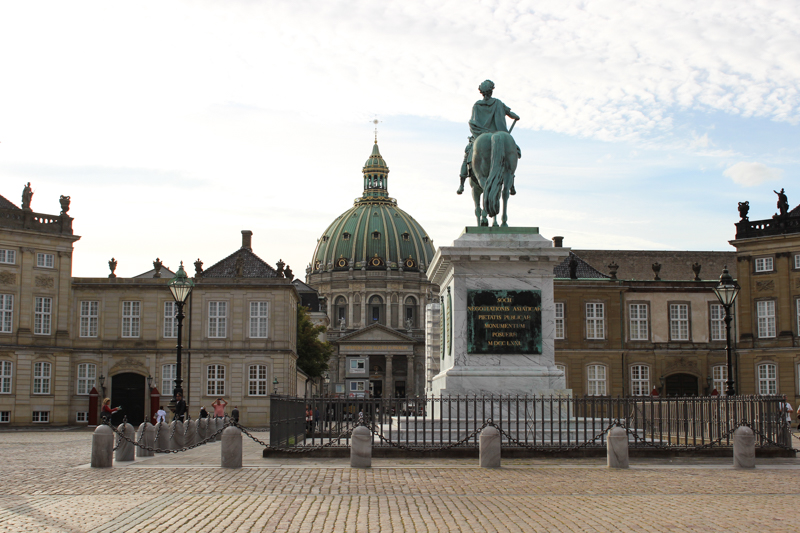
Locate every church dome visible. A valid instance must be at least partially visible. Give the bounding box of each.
[310,141,436,273]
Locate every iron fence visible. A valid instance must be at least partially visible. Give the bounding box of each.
[270,395,792,450]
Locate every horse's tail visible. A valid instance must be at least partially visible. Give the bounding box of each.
[484,133,505,217]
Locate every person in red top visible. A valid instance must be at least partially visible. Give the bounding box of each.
[211,398,227,418]
[101,398,121,423]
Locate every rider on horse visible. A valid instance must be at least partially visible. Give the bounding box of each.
[459,80,521,192]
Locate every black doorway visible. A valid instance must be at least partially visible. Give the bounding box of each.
[111,373,146,425]
[370,380,383,399]
[664,373,699,397]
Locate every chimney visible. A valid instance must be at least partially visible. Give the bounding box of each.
[552,236,563,248]
[241,230,253,250]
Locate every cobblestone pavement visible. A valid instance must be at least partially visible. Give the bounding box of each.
[1,430,800,532]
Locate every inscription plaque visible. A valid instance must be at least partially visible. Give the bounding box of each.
[467,290,542,355]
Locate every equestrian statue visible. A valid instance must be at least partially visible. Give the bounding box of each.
[457,80,520,227]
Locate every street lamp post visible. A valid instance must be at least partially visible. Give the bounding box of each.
[167,262,194,411]
[273,378,279,395]
[323,373,330,397]
[712,266,740,396]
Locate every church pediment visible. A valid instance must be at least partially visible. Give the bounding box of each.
[336,323,417,344]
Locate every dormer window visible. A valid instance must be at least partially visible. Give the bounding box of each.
[343,232,350,241]
[423,236,429,243]
[372,231,381,240]
[322,235,329,242]
[402,232,410,242]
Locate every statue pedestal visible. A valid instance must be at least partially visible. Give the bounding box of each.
[427,227,571,398]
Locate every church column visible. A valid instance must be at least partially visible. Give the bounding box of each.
[386,292,392,328]
[407,355,414,397]
[338,355,346,383]
[361,292,367,328]
[347,292,354,329]
[385,355,393,398]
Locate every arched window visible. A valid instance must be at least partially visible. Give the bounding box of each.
[630,365,650,396]
[335,296,348,328]
[757,363,777,395]
[404,296,417,328]
[587,364,607,396]
[369,295,383,324]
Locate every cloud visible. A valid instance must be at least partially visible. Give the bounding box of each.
[723,162,784,186]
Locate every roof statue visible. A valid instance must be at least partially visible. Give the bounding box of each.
[21,182,33,211]
[457,80,520,227]
[775,188,789,217]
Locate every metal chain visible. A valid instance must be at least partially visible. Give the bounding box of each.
[108,420,230,454]
[168,422,177,442]
[137,424,146,444]
[368,421,489,452]
[739,421,797,451]
[237,422,357,453]
[486,420,619,453]
[153,422,162,443]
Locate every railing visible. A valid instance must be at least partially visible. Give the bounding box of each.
[270,395,792,450]
[736,216,800,239]
[0,207,73,235]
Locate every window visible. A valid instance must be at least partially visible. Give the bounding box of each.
[710,304,726,341]
[555,303,565,339]
[369,295,382,323]
[585,303,604,339]
[76,412,88,423]
[629,304,648,341]
[630,365,650,396]
[207,364,225,396]
[79,301,98,337]
[162,364,176,395]
[758,363,777,395]
[76,363,96,395]
[755,257,773,272]
[36,253,54,268]
[404,297,416,328]
[796,299,800,338]
[756,300,776,338]
[0,294,12,333]
[121,301,140,337]
[555,364,566,381]
[349,359,366,374]
[712,365,727,394]
[208,301,227,338]
[335,296,347,328]
[0,361,11,394]
[350,380,366,392]
[248,364,268,396]
[0,411,9,423]
[0,249,15,264]
[34,297,52,335]
[669,304,689,341]
[164,301,177,338]
[249,302,269,338]
[32,411,49,423]
[33,362,51,394]
[587,365,607,396]
[795,254,800,270]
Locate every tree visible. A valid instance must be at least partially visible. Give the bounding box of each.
[296,305,333,378]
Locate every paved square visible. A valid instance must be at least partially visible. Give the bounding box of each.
[0,429,799,532]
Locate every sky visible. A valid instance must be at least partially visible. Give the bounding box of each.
[1,0,799,278]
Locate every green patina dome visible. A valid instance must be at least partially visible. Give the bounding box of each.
[310,141,436,273]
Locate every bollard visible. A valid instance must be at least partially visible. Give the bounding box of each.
[350,426,372,468]
[479,426,501,468]
[607,427,629,469]
[221,426,243,468]
[115,422,136,462]
[185,419,198,447]
[156,421,170,452]
[733,426,756,469]
[135,423,147,457]
[170,420,185,450]
[91,425,114,468]
[141,423,155,457]
[196,418,206,440]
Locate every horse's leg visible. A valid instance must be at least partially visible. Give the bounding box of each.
[501,185,510,227]
[470,180,482,226]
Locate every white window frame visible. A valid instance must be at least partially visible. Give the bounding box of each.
[162,363,176,395]
[710,303,726,341]
[207,364,225,396]
[630,364,650,396]
[795,254,800,270]
[629,303,649,341]
[669,303,689,341]
[164,301,177,338]
[32,411,49,423]
[587,364,607,396]
[712,365,727,394]
[33,361,51,394]
[585,303,605,340]
[758,363,777,395]
[248,364,268,396]
[249,302,269,338]
[756,300,776,339]
[554,302,564,340]
[349,380,366,392]
[0,249,15,264]
[796,299,800,338]
[34,297,52,335]
[208,301,227,338]
[0,411,9,423]
[79,301,98,337]
[121,301,140,338]
[76,411,88,423]
[0,294,12,333]
[0,361,12,394]
[76,363,96,395]
[349,358,366,374]
[755,257,773,273]
[36,253,54,268]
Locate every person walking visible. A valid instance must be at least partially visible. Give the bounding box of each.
[231,406,240,424]
[155,405,167,424]
[101,398,121,423]
[780,395,793,429]
[212,398,227,418]
[174,392,187,422]
[199,406,208,419]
